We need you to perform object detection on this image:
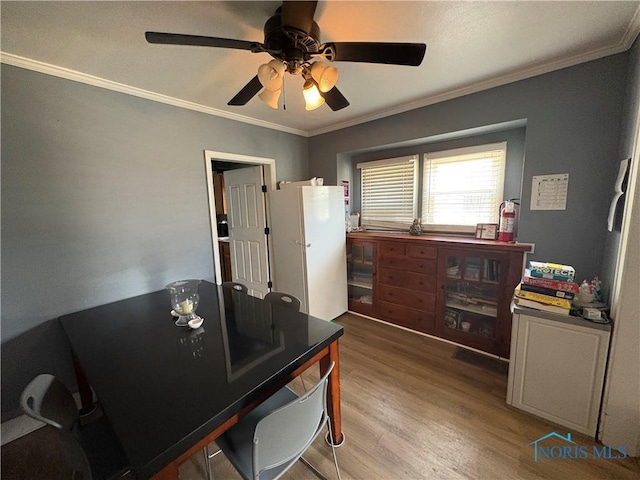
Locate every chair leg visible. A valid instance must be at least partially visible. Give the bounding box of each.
[203,444,213,480]
[207,445,222,460]
[299,457,328,480]
[203,443,222,480]
[297,421,343,480]
[326,422,343,480]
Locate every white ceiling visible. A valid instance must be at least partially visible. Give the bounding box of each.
[2,1,639,137]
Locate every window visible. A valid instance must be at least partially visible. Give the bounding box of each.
[358,155,417,228]
[421,143,505,232]
[358,143,506,233]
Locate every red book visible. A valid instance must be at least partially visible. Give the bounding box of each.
[523,270,579,294]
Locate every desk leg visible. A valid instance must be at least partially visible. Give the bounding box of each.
[72,355,96,416]
[321,340,344,446]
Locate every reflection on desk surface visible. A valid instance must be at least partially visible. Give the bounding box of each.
[219,289,285,381]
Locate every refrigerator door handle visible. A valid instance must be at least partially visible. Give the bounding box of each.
[295,240,311,248]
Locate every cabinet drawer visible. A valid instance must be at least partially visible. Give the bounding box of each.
[378,285,436,312]
[378,268,436,293]
[379,255,436,274]
[406,244,437,259]
[378,241,405,257]
[377,301,435,333]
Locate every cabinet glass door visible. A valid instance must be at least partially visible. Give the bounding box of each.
[443,254,500,339]
[347,242,374,308]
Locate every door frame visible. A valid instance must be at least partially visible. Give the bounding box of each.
[204,150,276,285]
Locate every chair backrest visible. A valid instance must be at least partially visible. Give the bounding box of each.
[20,374,92,476]
[252,362,334,478]
[222,282,248,293]
[264,292,301,312]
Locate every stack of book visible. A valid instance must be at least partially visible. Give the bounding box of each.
[513,261,579,315]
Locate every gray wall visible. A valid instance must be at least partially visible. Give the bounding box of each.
[1,48,634,421]
[309,53,628,286]
[0,65,308,419]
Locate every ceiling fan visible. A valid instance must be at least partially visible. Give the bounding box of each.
[145,1,426,111]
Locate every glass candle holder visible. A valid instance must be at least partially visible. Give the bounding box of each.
[165,279,202,326]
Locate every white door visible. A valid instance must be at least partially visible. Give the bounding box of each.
[267,188,308,310]
[224,166,270,298]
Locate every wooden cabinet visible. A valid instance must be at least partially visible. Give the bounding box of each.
[436,248,511,357]
[219,241,232,282]
[377,240,437,334]
[346,233,532,357]
[346,239,375,316]
[213,173,227,215]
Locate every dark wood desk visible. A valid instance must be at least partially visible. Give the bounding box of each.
[60,281,344,479]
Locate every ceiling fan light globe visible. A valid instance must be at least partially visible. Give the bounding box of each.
[310,62,338,93]
[258,60,285,91]
[258,88,281,109]
[303,80,325,110]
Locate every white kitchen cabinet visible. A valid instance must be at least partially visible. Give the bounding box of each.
[507,306,611,437]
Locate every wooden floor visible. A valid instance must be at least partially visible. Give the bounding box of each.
[185,313,639,480]
[4,313,639,479]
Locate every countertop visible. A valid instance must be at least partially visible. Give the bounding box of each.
[512,304,611,331]
[347,231,535,253]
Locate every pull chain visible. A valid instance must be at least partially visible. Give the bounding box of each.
[282,77,286,110]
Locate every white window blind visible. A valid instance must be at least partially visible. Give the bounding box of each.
[421,143,506,231]
[358,155,417,228]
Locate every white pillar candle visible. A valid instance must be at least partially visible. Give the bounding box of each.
[180,300,193,314]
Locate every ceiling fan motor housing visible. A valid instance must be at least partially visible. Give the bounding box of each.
[264,8,321,73]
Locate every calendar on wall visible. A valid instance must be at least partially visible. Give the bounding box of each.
[531,174,569,210]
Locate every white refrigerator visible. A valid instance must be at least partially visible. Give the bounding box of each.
[268,186,348,321]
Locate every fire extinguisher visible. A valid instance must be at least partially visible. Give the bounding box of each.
[498,200,517,242]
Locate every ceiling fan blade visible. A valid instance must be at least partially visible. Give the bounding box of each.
[327,42,427,66]
[321,86,350,111]
[228,76,263,106]
[145,32,265,52]
[281,1,318,32]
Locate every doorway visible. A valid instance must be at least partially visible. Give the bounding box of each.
[204,151,276,297]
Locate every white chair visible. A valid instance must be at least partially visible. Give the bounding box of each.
[20,373,130,480]
[211,362,341,480]
[222,282,248,293]
[264,292,301,312]
[264,291,309,390]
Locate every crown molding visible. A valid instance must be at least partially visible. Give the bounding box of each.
[308,14,640,137]
[3,4,639,141]
[622,4,640,49]
[0,52,309,137]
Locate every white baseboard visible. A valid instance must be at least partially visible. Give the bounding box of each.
[346,310,509,361]
[1,391,87,446]
[1,415,44,446]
